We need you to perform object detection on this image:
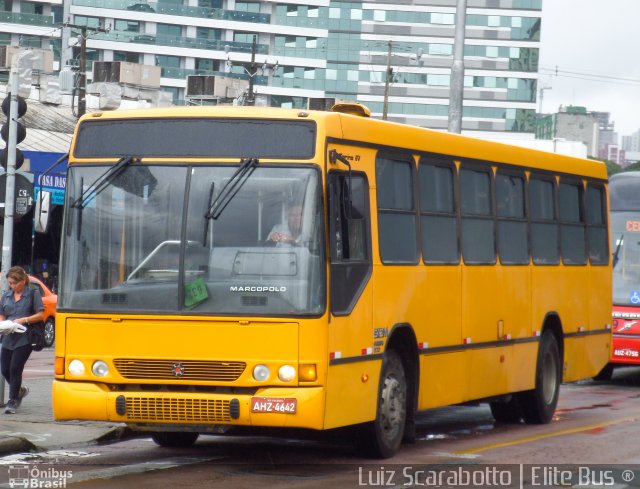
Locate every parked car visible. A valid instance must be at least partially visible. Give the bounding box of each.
[28,275,57,347]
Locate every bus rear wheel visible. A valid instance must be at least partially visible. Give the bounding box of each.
[151,432,199,448]
[358,350,407,458]
[518,331,561,424]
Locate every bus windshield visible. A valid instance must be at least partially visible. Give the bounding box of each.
[611,212,640,306]
[59,163,326,316]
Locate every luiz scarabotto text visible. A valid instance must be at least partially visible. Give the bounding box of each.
[357,465,637,487]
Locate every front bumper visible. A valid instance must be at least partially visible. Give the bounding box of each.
[52,380,325,430]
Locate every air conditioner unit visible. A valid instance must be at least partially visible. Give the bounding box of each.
[0,46,53,71]
[186,75,240,99]
[186,75,216,98]
[92,61,160,87]
[308,97,336,111]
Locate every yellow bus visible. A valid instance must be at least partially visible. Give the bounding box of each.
[51,104,611,458]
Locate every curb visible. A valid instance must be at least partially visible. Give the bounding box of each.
[95,426,139,444]
[0,436,36,456]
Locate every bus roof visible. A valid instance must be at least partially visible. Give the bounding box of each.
[76,106,607,180]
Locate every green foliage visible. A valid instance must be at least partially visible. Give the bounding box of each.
[605,160,623,176]
[624,161,640,172]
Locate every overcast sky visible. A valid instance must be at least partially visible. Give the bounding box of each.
[539,0,640,137]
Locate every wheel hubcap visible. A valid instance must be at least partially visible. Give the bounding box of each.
[380,374,406,437]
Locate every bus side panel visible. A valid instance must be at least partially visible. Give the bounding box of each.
[417,266,463,410]
[373,265,466,410]
[579,264,612,378]
[420,352,466,409]
[324,281,377,429]
[462,265,532,400]
[531,265,607,381]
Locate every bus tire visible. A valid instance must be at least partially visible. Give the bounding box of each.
[358,350,407,458]
[519,331,561,424]
[489,396,522,423]
[151,432,199,448]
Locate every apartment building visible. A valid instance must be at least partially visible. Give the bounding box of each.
[5,0,542,135]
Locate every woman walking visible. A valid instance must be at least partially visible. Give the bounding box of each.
[0,266,44,414]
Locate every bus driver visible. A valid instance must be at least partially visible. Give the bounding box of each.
[267,205,305,247]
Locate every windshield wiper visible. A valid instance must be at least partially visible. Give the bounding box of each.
[71,156,139,209]
[204,157,259,220]
[203,181,215,246]
[612,234,624,269]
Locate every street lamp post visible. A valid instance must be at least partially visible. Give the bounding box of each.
[448,0,467,134]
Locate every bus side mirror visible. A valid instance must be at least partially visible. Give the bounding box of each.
[34,190,51,233]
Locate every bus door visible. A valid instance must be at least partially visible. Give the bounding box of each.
[324,168,376,428]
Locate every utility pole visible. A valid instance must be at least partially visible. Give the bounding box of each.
[0,69,20,292]
[65,23,108,118]
[382,40,392,121]
[245,35,257,106]
[448,0,467,133]
[78,25,88,118]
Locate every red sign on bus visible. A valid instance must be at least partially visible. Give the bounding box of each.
[626,220,640,232]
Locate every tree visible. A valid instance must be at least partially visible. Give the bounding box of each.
[624,161,640,172]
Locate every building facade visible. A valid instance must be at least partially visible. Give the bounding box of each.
[536,106,600,158]
[4,0,542,135]
[622,130,640,153]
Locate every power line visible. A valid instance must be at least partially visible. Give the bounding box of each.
[539,66,640,87]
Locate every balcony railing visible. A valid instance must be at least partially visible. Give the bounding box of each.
[0,11,53,27]
[87,30,268,55]
[159,66,266,86]
[73,0,270,24]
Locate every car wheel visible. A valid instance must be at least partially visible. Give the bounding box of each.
[44,318,55,347]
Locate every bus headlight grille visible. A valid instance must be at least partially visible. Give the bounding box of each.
[124,397,231,422]
[113,359,246,381]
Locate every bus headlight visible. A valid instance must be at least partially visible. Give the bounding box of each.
[278,365,296,382]
[253,364,270,381]
[92,360,109,377]
[68,359,85,376]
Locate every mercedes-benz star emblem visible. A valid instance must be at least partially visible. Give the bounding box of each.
[172,362,186,377]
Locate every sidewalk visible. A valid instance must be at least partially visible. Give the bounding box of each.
[0,376,126,456]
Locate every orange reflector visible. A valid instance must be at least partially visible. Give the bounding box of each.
[299,364,317,382]
[54,357,65,376]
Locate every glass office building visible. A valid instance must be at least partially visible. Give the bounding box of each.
[3,0,542,134]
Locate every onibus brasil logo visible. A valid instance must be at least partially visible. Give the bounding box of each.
[8,465,73,488]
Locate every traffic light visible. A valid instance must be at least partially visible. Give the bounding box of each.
[0,92,27,170]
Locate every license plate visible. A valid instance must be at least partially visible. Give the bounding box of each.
[251,397,297,414]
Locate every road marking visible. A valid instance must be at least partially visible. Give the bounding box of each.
[456,414,640,454]
[23,369,52,373]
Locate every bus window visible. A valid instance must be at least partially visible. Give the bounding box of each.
[529,176,559,265]
[376,155,418,264]
[496,171,528,265]
[328,171,371,315]
[418,159,459,264]
[586,183,608,265]
[559,180,587,265]
[460,166,495,264]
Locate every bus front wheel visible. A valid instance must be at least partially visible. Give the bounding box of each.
[519,331,561,424]
[358,350,407,458]
[151,432,199,448]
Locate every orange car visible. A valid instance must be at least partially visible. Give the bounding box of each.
[28,275,57,347]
